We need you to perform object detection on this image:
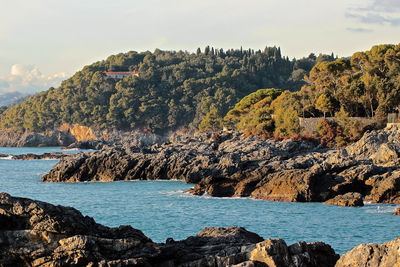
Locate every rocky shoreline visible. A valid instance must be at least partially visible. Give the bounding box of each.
[0,152,77,160]
[41,126,400,206]
[1,192,399,267]
[0,130,76,147]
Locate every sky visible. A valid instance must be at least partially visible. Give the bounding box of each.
[0,0,399,94]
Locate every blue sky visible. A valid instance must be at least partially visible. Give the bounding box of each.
[0,0,399,93]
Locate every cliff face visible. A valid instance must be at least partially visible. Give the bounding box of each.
[0,129,76,147]
[59,123,98,142]
[42,126,400,205]
[0,193,339,267]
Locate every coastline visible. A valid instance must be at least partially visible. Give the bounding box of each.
[0,192,398,266]
[37,126,400,206]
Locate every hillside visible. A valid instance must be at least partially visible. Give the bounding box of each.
[0,46,323,133]
[222,43,400,141]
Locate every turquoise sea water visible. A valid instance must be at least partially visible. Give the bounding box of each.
[0,147,399,255]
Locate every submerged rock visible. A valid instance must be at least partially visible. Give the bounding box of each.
[0,192,341,267]
[324,192,364,207]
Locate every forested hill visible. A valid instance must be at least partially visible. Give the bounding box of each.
[0,46,328,133]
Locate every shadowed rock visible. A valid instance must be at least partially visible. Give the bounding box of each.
[41,126,400,204]
[0,193,342,267]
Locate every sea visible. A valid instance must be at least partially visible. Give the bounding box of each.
[1,147,399,255]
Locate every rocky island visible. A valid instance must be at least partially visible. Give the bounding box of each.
[42,125,400,206]
[2,192,400,267]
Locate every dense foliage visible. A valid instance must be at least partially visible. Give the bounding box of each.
[0,46,314,133]
[301,44,400,119]
[224,44,400,139]
[223,88,282,136]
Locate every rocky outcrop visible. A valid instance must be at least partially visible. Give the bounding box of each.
[335,238,400,267]
[0,129,76,147]
[324,192,364,207]
[0,152,78,160]
[41,126,400,204]
[250,239,339,267]
[0,193,339,267]
[393,207,400,215]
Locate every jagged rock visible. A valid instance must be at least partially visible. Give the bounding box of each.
[0,192,155,266]
[63,139,104,150]
[335,238,400,267]
[0,129,76,147]
[0,193,342,267]
[324,192,364,207]
[364,171,400,204]
[41,127,400,204]
[393,207,400,215]
[249,239,339,267]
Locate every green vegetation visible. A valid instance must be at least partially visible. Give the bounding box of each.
[2,43,397,143]
[0,46,313,133]
[199,106,223,132]
[225,43,400,140]
[224,88,282,137]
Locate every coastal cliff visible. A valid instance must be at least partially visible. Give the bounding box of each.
[0,129,76,147]
[41,126,400,205]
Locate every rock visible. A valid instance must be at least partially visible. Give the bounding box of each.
[0,192,155,266]
[324,192,364,207]
[250,170,315,202]
[0,129,76,147]
[335,238,400,267]
[393,206,400,215]
[249,238,339,267]
[0,192,344,267]
[364,171,400,204]
[41,127,400,204]
[371,143,399,164]
[63,139,104,150]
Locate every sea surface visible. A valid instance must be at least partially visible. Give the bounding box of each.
[0,147,399,255]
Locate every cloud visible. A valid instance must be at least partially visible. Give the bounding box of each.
[0,64,66,94]
[347,0,400,27]
[356,0,400,13]
[346,27,374,33]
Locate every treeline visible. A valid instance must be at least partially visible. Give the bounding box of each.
[0,46,326,133]
[211,44,400,143]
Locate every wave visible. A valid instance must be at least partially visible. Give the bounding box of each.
[364,204,396,214]
[61,148,80,151]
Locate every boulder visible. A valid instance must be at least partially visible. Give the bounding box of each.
[249,238,339,267]
[335,238,400,267]
[393,206,400,215]
[324,192,364,207]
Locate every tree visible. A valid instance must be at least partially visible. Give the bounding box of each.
[274,106,300,137]
[199,106,223,132]
[315,94,333,118]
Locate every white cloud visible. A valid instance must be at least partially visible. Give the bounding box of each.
[347,0,400,27]
[0,64,66,94]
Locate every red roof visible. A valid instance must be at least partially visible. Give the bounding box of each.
[104,71,139,75]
